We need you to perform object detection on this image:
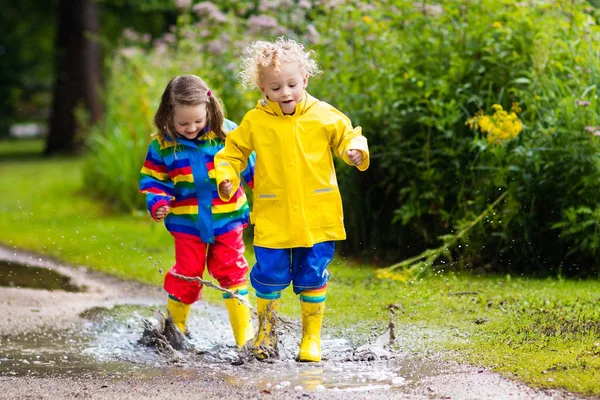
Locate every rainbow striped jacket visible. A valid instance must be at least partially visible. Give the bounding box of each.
[139,120,255,243]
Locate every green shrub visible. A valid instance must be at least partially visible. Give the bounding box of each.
[306,0,600,278]
[84,0,600,277]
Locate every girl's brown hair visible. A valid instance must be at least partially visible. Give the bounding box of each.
[153,75,226,142]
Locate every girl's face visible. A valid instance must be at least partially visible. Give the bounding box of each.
[259,62,308,115]
[173,103,208,140]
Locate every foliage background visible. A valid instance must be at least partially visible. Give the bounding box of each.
[0,0,177,138]
[83,0,600,278]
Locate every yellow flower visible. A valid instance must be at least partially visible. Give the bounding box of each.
[466,104,523,145]
[362,16,373,24]
[492,21,502,28]
[375,269,410,282]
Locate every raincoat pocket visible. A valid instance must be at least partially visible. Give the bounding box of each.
[253,192,286,242]
[306,187,343,228]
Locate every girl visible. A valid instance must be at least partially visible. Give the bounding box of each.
[215,38,370,362]
[140,75,255,347]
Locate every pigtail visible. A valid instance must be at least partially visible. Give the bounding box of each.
[207,94,226,140]
[153,77,179,144]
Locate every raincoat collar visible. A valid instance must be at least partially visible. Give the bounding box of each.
[257,91,318,117]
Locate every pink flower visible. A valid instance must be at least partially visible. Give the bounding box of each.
[584,126,600,136]
[192,2,219,16]
[323,0,346,7]
[208,39,225,55]
[248,15,280,33]
[153,40,168,55]
[212,10,228,23]
[258,0,276,12]
[413,2,444,16]
[123,28,139,41]
[119,47,139,59]
[576,100,591,107]
[163,33,177,43]
[175,0,191,10]
[306,24,320,44]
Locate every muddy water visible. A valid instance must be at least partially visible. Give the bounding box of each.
[1,299,414,392]
[0,260,81,292]
[0,298,567,399]
[0,249,576,399]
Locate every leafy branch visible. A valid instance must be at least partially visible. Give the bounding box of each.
[380,190,509,277]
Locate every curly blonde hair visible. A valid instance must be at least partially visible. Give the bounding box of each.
[239,37,321,90]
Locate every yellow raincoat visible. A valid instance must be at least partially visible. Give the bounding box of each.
[215,92,369,249]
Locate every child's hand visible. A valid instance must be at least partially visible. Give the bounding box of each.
[155,205,170,220]
[347,149,364,166]
[219,179,233,198]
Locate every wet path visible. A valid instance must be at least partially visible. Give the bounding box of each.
[0,247,577,399]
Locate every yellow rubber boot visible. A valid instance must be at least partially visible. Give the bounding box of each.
[297,301,325,362]
[167,297,191,333]
[224,296,254,347]
[253,297,280,359]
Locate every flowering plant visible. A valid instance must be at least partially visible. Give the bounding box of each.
[467,104,523,145]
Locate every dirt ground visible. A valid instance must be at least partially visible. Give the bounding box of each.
[0,246,583,400]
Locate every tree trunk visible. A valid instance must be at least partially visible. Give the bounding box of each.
[45,0,103,155]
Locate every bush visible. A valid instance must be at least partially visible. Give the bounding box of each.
[309,0,600,277]
[84,0,600,277]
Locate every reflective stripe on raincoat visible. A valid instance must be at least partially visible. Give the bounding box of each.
[215,92,369,249]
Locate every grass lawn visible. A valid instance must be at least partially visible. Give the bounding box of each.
[1,139,599,395]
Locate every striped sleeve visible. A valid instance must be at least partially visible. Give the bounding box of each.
[139,140,174,220]
[241,151,256,189]
[215,118,253,201]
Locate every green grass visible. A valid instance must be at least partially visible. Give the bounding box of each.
[1,140,598,396]
[0,138,45,157]
[327,268,600,394]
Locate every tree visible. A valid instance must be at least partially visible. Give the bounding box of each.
[0,0,56,139]
[46,0,103,155]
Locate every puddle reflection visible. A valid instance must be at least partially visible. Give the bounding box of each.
[0,260,82,292]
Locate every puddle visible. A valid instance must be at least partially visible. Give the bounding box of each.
[0,301,446,394]
[0,250,415,392]
[0,260,82,292]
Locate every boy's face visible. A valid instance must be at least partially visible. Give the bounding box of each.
[172,103,208,140]
[259,62,308,115]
